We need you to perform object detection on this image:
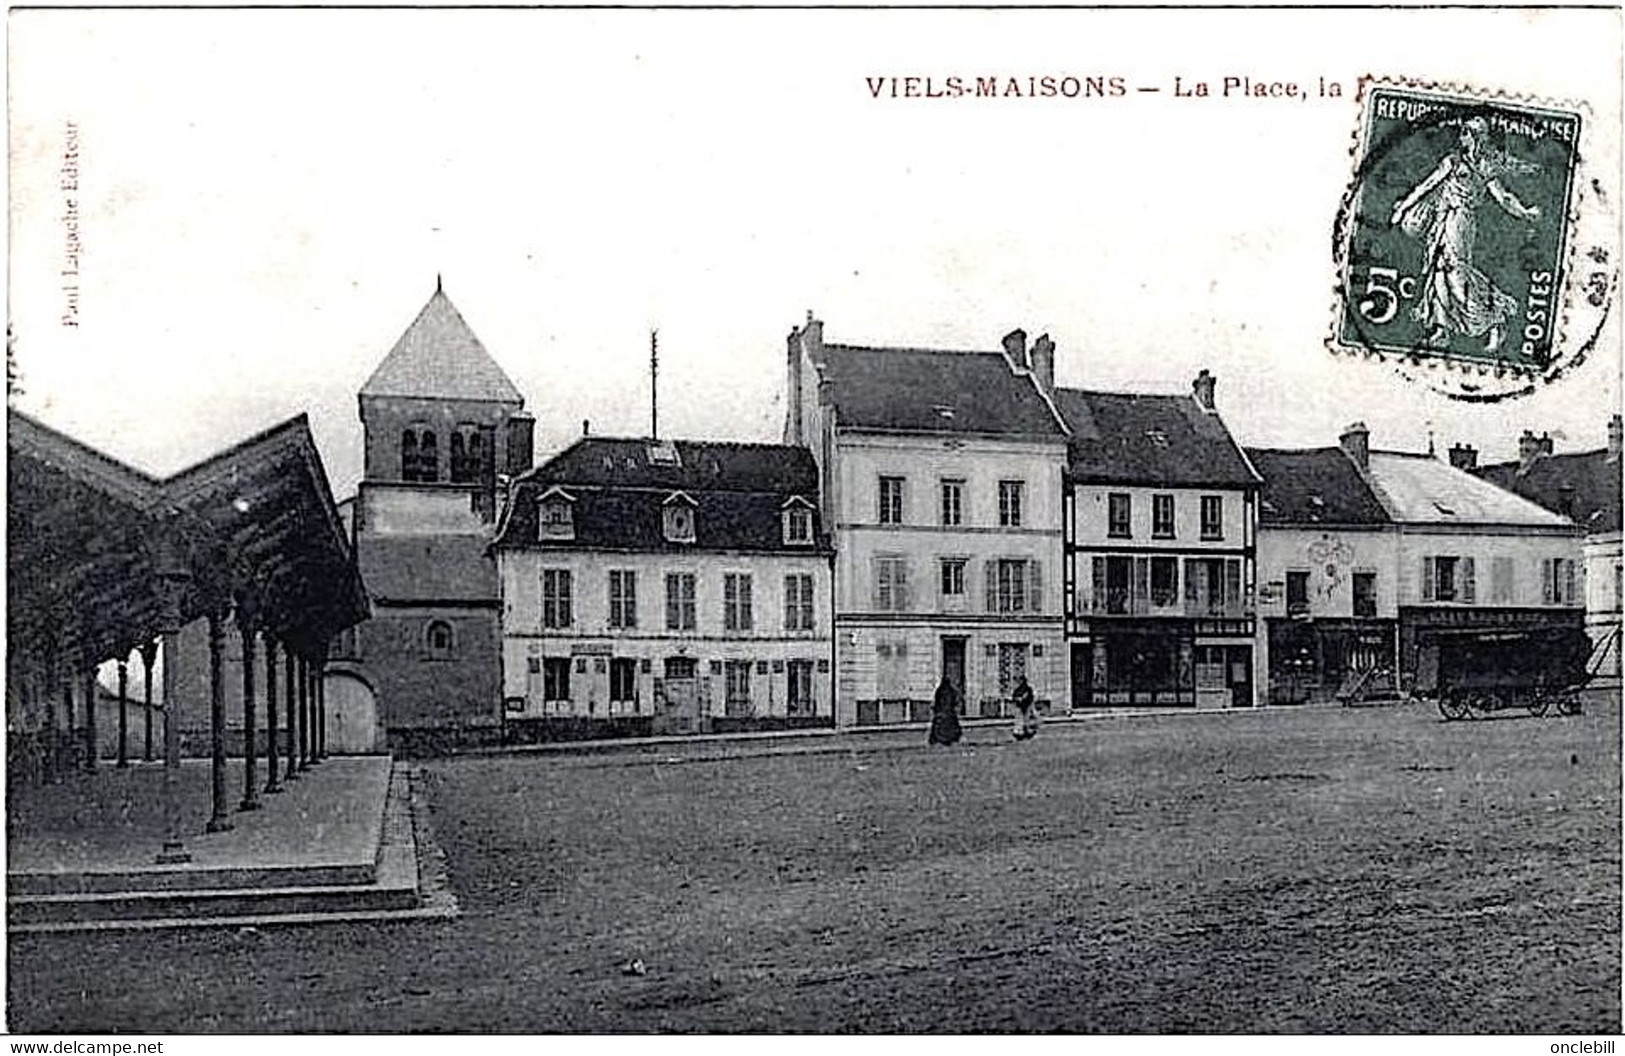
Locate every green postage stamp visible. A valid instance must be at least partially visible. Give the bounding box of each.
[1333,79,1617,399]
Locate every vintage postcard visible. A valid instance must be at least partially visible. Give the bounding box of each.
[5,5,1621,1040]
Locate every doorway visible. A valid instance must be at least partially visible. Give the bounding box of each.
[940,636,967,704]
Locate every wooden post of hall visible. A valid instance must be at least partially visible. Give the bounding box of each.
[311,658,325,763]
[140,640,157,763]
[295,653,309,772]
[205,609,234,834]
[83,666,99,772]
[264,637,282,794]
[116,655,130,768]
[284,649,299,782]
[237,603,261,813]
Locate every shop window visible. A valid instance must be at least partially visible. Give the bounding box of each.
[542,657,571,701]
[610,658,638,704]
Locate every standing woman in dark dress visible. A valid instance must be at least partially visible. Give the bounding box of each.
[929,677,962,746]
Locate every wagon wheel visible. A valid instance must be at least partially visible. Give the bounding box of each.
[1462,691,1494,719]
[1528,690,1551,718]
[1438,692,1470,721]
[1555,689,1584,716]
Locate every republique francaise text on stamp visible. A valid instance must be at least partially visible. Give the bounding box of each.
[1333,79,1617,400]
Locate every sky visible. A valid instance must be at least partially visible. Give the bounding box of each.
[8,8,1622,500]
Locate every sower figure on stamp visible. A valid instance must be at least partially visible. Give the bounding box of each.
[1389,116,1543,356]
[1010,675,1038,742]
[929,676,962,747]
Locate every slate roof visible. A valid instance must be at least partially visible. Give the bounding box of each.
[814,343,1066,437]
[1477,450,1623,535]
[1247,447,1392,526]
[360,285,523,404]
[357,534,499,603]
[1365,451,1575,528]
[494,437,828,554]
[1056,388,1258,488]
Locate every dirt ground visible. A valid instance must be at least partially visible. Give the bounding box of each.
[8,699,1620,1033]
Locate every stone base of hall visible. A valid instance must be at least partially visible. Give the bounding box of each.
[835,619,1065,729]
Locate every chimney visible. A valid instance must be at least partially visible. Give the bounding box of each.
[1001,329,1028,372]
[1340,421,1370,471]
[505,412,535,476]
[802,311,825,361]
[1447,443,1478,471]
[785,328,804,445]
[1609,414,1622,463]
[1028,333,1055,391]
[582,419,590,436]
[1518,429,1551,469]
[1192,369,1217,412]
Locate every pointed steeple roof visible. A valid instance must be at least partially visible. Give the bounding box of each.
[360,283,524,404]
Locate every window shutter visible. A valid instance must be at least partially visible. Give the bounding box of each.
[1092,557,1106,612]
[1542,559,1555,605]
[871,558,883,609]
[1028,559,1043,613]
[1563,560,1577,606]
[1421,557,1434,602]
[897,557,911,612]
[1133,557,1149,609]
[784,575,795,629]
[986,561,999,613]
[1184,560,1199,604]
[1461,557,1476,604]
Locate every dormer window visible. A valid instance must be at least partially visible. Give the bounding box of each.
[663,492,697,543]
[782,497,815,545]
[536,486,576,541]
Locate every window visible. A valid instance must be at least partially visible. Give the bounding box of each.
[998,480,1025,528]
[449,425,486,484]
[610,657,638,704]
[783,505,814,545]
[1423,555,1474,604]
[1108,493,1132,538]
[401,427,439,482]
[1352,571,1377,618]
[1150,556,1178,607]
[538,498,575,540]
[876,641,908,699]
[542,657,571,701]
[664,656,697,680]
[997,643,1029,698]
[609,570,638,629]
[1200,495,1224,540]
[989,558,1038,614]
[663,501,696,543]
[1152,494,1175,539]
[1491,557,1515,604]
[940,479,964,527]
[724,660,753,716]
[724,573,754,632]
[1286,571,1310,615]
[541,569,573,629]
[787,660,815,717]
[665,573,696,631]
[940,558,967,603]
[874,555,910,612]
[1184,557,1244,617]
[878,476,905,525]
[425,620,454,657]
[1542,557,1579,606]
[784,573,815,631]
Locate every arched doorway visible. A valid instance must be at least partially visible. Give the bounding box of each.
[324,669,382,754]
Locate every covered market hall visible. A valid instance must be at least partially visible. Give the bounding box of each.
[7,408,368,862]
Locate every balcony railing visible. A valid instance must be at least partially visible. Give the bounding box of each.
[1081,589,1254,619]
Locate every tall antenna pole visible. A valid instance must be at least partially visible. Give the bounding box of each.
[650,329,659,440]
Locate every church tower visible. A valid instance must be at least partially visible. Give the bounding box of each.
[341,280,534,748]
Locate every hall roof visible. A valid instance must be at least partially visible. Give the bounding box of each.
[360,284,523,405]
[8,410,368,661]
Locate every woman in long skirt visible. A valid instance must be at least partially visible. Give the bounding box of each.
[929,677,962,746]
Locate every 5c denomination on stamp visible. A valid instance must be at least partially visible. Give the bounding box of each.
[1332,79,1617,400]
